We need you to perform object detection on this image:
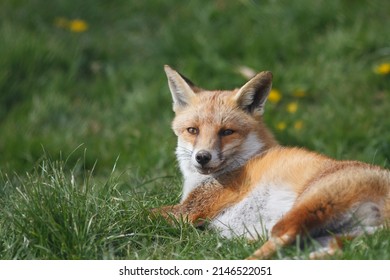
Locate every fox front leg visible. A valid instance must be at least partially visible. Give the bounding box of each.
[151,203,208,227]
[152,178,233,227]
[150,204,187,222]
[150,203,203,225]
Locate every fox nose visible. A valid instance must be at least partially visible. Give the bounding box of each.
[195,150,212,165]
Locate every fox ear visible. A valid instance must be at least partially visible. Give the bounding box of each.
[234,71,273,116]
[164,65,197,112]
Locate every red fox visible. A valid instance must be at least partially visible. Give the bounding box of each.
[154,65,390,259]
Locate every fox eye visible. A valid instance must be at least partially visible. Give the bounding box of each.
[187,127,199,135]
[221,129,234,136]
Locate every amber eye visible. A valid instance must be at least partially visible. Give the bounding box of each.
[221,129,234,136]
[187,127,199,135]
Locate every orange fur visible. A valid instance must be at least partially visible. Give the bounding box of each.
[154,65,390,259]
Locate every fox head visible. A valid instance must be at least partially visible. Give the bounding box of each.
[164,65,277,194]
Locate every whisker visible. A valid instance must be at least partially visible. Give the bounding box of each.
[175,146,193,161]
[176,146,193,153]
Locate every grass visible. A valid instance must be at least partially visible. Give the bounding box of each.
[0,0,390,259]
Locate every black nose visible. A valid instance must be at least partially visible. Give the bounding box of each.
[195,150,212,165]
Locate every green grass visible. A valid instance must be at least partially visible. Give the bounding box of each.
[0,0,390,259]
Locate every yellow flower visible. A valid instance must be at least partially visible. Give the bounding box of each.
[294,120,303,131]
[268,89,282,104]
[69,19,88,33]
[276,121,287,131]
[286,102,298,114]
[374,63,390,75]
[293,89,306,98]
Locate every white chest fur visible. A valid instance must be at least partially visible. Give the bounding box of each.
[209,182,296,240]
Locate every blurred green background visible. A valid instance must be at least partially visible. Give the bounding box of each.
[1,0,389,177]
[1,0,390,260]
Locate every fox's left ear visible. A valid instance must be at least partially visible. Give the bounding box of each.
[234,71,273,116]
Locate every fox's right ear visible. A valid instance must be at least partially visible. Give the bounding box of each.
[164,65,197,112]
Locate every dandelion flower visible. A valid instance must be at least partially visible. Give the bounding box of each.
[294,120,303,131]
[69,19,88,33]
[268,89,282,104]
[276,121,287,131]
[374,63,390,75]
[286,102,298,114]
